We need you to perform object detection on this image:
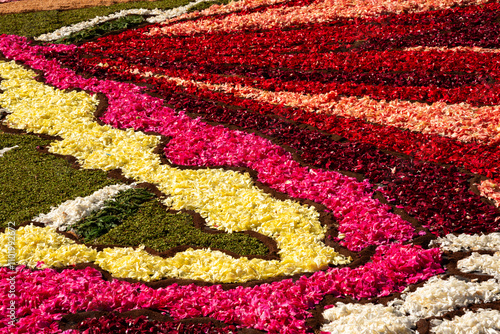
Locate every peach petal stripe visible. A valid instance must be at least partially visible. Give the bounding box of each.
[477,179,500,208]
[150,0,490,36]
[403,46,500,53]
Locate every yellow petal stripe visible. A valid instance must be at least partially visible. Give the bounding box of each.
[0,225,97,268]
[0,61,349,282]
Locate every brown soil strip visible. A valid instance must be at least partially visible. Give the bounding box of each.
[0,0,160,14]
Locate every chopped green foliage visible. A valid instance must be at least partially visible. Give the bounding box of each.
[0,131,118,228]
[95,200,269,257]
[74,188,154,242]
[0,0,193,37]
[54,15,145,45]
[186,0,232,13]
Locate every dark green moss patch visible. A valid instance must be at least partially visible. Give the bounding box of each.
[95,200,270,257]
[74,187,154,242]
[0,131,119,228]
[54,15,145,45]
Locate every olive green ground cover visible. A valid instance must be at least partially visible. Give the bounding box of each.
[0,0,232,38]
[0,131,119,228]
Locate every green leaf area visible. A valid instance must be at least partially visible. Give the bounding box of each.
[0,131,119,228]
[93,195,270,257]
[74,187,155,242]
